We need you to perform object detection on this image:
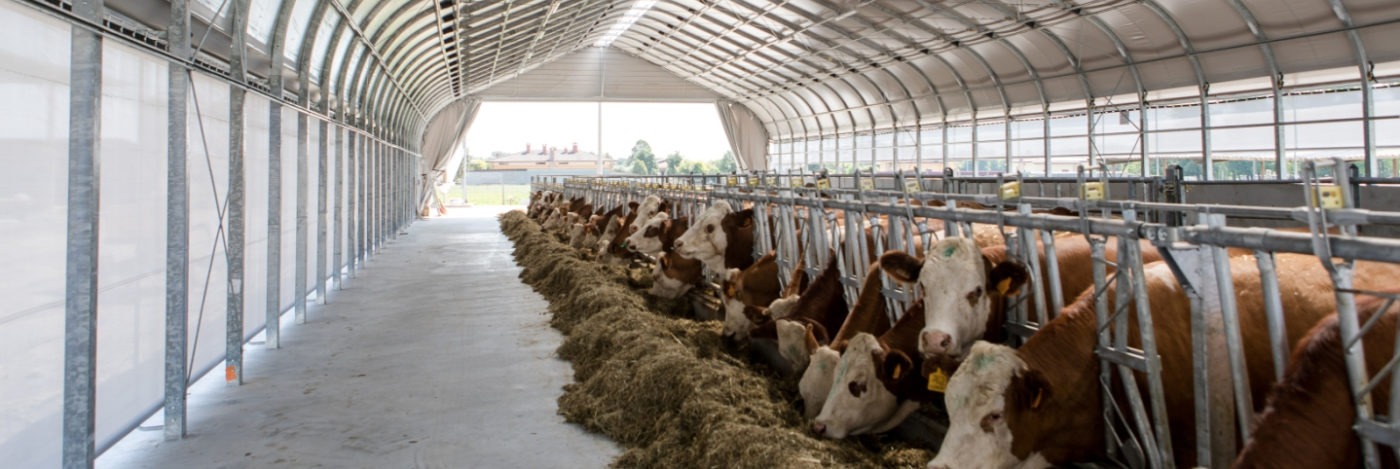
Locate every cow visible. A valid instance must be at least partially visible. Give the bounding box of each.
[649,250,705,299]
[673,200,758,274]
[1234,294,1400,469]
[627,194,670,236]
[625,212,689,257]
[879,235,1162,380]
[720,253,785,340]
[790,262,900,418]
[598,201,641,264]
[810,302,927,439]
[928,254,1400,469]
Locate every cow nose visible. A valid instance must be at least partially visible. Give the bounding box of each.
[810,422,826,436]
[921,331,952,356]
[629,226,638,234]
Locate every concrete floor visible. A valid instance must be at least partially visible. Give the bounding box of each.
[99,206,619,469]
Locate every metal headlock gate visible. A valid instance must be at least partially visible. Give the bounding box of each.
[531,160,1400,469]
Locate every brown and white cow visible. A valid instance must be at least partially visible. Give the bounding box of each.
[929,254,1400,469]
[810,301,928,439]
[649,250,705,299]
[625,212,689,257]
[673,200,758,273]
[880,236,1161,379]
[720,253,785,340]
[1234,294,1400,469]
[791,262,899,419]
[627,194,670,236]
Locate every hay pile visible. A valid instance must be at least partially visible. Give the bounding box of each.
[500,210,933,468]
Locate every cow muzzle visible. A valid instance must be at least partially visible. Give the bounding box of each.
[920,330,953,358]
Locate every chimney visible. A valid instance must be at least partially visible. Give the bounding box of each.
[538,143,547,155]
[524,143,531,154]
[572,142,579,154]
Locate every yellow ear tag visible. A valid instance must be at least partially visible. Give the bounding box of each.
[1032,388,1045,409]
[927,368,949,393]
[892,364,902,380]
[997,277,1013,295]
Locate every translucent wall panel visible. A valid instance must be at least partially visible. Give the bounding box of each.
[245,95,271,336]
[0,3,69,467]
[281,108,297,311]
[186,72,230,390]
[95,40,169,451]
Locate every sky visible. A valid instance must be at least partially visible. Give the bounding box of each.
[461,101,731,163]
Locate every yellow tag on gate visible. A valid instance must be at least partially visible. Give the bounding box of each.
[904,178,921,194]
[790,176,804,188]
[1000,181,1022,200]
[927,367,949,393]
[859,178,875,191]
[1311,185,1344,209]
[747,177,759,188]
[1081,182,1105,201]
[766,176,778,186]
[816,178,831,190]
[727,175,738,187]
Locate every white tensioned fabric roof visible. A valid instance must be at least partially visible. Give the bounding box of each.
[104,0,1400,149]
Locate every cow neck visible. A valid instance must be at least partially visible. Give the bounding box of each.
[723,216,756,271]
[793,253,849,337]
[831,262,891,346]
[1238,304,1398,469]
[1009,295,1104,464]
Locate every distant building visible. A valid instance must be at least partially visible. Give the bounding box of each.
[487,143,613,170]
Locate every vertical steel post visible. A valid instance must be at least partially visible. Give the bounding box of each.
[1254,250,1288,380]
[344,129,356,280]
[333,125,343,290]
[1205,213,1253,443]
[63,0,103,466]
[225,0,248,385]
[359,131,368,266]
[317,118,328,303]
[266,100,283,349]
[163,0,190,442]
[295,112,308,324]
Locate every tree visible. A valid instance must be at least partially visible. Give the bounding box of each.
[629,139,657,175]
[664,151,684,174]
[683,160,713,174]
[716,150,738,173]
[466,159,490,171]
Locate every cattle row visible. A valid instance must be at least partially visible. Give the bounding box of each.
[525,175,1400,469]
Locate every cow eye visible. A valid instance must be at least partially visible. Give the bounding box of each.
[966,286,983,306]
[848,380,866,397]
[705,225,715,234]
[645,226,659,237]
[980,411,1003,433]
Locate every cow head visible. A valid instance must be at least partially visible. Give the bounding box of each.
[721,268,756,339]
[674,200,737,273]
[776,318,826,373]
[879,239,1028,371]
[628,195,669,235]
[625,212,670,256]
[595,216,621,255]
[649,251,702,299]
[800,345,841,420]
[811,333,920,439]
[927,342,1052,469]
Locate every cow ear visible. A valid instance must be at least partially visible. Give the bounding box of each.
[737,209,755,229]
[658,201,670,213]
[832,339,850,354]
[659,255,671,269]
[988,259,1030,296]
[1015,369,1052,411]
[880,251,924,284]
[806,321,829,347]
[879,349,914,383]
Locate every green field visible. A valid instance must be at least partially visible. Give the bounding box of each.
[442,184,532,206]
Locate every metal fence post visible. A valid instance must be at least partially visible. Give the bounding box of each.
[63,0,104,466]
[163,0,190,443]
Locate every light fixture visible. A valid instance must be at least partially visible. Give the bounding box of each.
[594,0,658,47]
